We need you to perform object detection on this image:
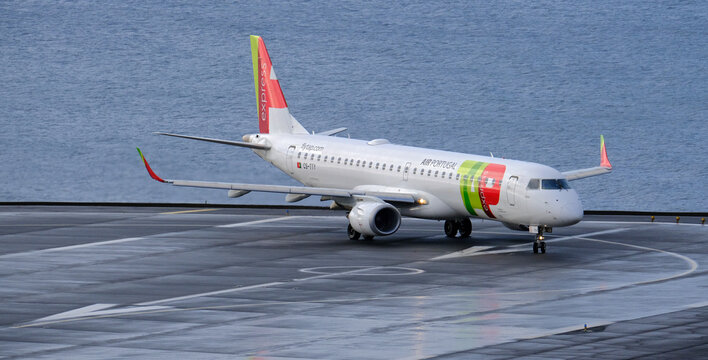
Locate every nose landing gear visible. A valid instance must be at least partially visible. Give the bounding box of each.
[533,227,547,254]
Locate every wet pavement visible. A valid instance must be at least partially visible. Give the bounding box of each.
[0,206,706,359]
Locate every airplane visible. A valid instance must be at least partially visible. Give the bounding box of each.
[138,35,613,254]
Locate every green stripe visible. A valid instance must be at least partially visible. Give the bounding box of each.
[458,161,487,216]
[250,35,260,120]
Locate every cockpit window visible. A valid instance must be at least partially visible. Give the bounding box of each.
[527,178,540,190]
[541,179,572,190]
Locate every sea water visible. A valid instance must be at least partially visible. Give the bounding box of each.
[1,1,706,211]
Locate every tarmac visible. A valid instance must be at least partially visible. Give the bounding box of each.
[0,205,706,359]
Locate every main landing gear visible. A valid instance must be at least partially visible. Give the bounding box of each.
[533,227,547,254]
[347,224,374,241]
[444,218,472,238]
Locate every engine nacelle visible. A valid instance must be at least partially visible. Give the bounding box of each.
[348,201,401,237]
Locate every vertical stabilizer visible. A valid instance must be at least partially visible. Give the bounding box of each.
[250,36,308,135]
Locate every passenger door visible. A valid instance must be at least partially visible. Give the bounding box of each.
[286,146,296,174]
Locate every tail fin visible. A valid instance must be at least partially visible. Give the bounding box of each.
[250,35,308,135]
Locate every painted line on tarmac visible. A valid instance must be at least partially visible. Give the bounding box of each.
[431,228,630,259]
[0,236,147,260]
[0,216,298,259]
[576,236,699,285]
[136,282,286,306]
[160,208,219,215]
[217,216,299,228]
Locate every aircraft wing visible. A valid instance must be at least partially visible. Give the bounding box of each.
[137,148,418,204]
[562,135,613,181]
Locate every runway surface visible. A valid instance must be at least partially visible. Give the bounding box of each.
[0,205,706,359]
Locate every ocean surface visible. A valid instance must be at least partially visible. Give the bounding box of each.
[1,1,706,211]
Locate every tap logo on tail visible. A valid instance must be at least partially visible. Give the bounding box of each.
[251,35,288,134]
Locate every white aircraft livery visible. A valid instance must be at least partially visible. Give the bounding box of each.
[138,35,613,254]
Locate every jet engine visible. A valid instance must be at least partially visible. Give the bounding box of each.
[348,201,401,237]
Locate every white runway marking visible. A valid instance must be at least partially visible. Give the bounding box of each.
[136,282,286,306]
[577,237,699,285]
[217,216,298,228]
[34,303,170,323]
[0,216,299,259]
[0,237,146,259]
[431,228,631,259]
[299,266,424,277]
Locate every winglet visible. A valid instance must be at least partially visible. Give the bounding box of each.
[600,135,612,169]
[136,148,167,183]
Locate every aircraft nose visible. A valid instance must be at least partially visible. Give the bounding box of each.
[560,198,584,226]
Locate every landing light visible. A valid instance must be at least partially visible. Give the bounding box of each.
[417,198,428,205]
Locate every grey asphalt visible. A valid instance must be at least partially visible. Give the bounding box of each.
[0,205,706,359]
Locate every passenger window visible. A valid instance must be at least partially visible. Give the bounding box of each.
[527,178,539,190]
[356,160,360,166]
[323,155,328,162]
[449,173,453,179]
[397,165,401,172]
[486,178,494,187]
[389,164,394,171]
[404,166,409,173]
[434,170,439,177]
[382,163,386,170]
[310,154,315,160]
[427,169,432,176]
[375,163,379,169]
[456,174,460,180]
[369,161,373,168]
[337,157,341,164]
[317,154,321,161]
[462,175,468,181]
[297,152,302,159]
[442,171,446,178]
[413,168,417,175]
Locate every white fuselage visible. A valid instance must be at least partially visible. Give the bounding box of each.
[251,133,584,229]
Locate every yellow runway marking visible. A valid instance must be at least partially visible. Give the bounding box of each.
[160,208,219,215]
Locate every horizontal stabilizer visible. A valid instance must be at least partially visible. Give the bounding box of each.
[317,127,347,136]
[154,132,270,150]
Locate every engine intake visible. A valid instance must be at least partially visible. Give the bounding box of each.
[348,201,401,236]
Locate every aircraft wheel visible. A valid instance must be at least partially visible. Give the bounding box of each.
[533,242,539,254]
[540,242,546,254]
[363,235,374,241]
[444,220,459,238]
[458,218,472,238]
[347,224,361,241]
